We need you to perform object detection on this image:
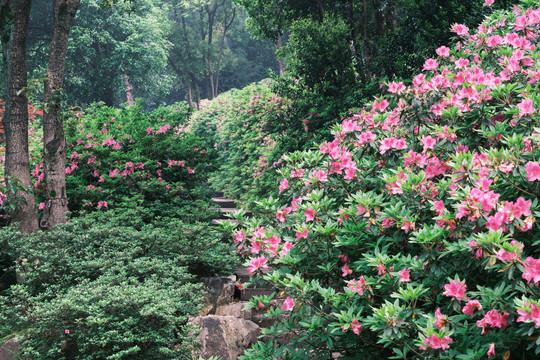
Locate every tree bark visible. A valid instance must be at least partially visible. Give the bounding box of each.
[3,0,39,233]
[41,0,80,229]
[275,35,285,76]
[123,72,134,106]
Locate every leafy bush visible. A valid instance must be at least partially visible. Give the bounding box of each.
[27,101,218,222]
[0,208,240,358]
[230,1,540,358]
[190,81,295,208]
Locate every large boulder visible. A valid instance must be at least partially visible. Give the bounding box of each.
[200,276,236,316]
[191,315,260,360]
[0,338,19,360]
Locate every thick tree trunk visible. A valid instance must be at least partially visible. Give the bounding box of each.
[41,0,79,229]
[123,73,134,106]
[3,0,39,233]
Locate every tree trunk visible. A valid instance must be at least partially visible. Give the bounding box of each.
[186,79,193,109]
[41,0,80,229]
[275,35,285,76]
[123,73,134,106]
[3,0,39,233]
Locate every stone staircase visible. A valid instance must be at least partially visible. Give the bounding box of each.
[189,192,279,359]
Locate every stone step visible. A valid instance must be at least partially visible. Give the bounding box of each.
[211,219,242,226]
[213,191,225,198]
[240,287,275,301]
[212,197,237,208]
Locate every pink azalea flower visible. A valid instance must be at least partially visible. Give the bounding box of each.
[517,99,534,117]
[462,300,482,316]
[421,136,437,152]
[291,168,305,178]
[487,343,496,358]
[348,276,367,295]
[398,268,410,282]
[422,334,453,350]
[282,296,295,311]
[455,58,470,69]
[435,308,448,330]
[234,231,245,244]
[498,162,514,173]
[423,58,439,71]
[304,208,315,222]
[311,170,328,182]
[522,257,540,285]
[357,130,376,144]
[342,264,352,277]
[433,200,445,215]
[477,309,509,334]
[350,318,363,335]
[279,178,289,193]
[436,46,450,57]
[513,197,532,218]
[443,279,467,301]
[526,162,540,181]
[451,23,470,36]
[295,228,309,240]
[483,0,494,6]
[38,202,45,210]
[388,81,406,94]
[517,302,540,326]
[248,256,268,274]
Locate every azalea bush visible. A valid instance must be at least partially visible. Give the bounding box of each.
[229,2,540,358]
[190,81,295,209]
[10,101,216,223]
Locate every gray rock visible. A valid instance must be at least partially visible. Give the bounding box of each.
[215,301,252,320]
[191,315,261,360]
[0,338,19,360]
[200,276,236,316]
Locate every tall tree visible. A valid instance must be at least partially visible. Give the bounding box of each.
[0,0,39,233]
[61,0,172,107]
[40,0,80,229]
[169,0,242,103]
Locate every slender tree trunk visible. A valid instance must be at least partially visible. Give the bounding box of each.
[275,35,285,76]
[214,8,235,98]
[186,79,193,109]
[41,0,80,229]
[123,73,134,106]
[315,0,326,20]
[3,0,39,233]
[191,75,200,110]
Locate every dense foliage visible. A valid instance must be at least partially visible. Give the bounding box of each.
[189,81,289,208]
[0,103,240,358]
[227,1,540,359]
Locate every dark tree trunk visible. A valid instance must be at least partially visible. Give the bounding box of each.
[2,0,39,233]
[41,0,80,229]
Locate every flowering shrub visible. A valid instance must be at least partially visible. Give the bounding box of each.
[190,81,295,208]
[230,2,540,358]
[27,101,217,221]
